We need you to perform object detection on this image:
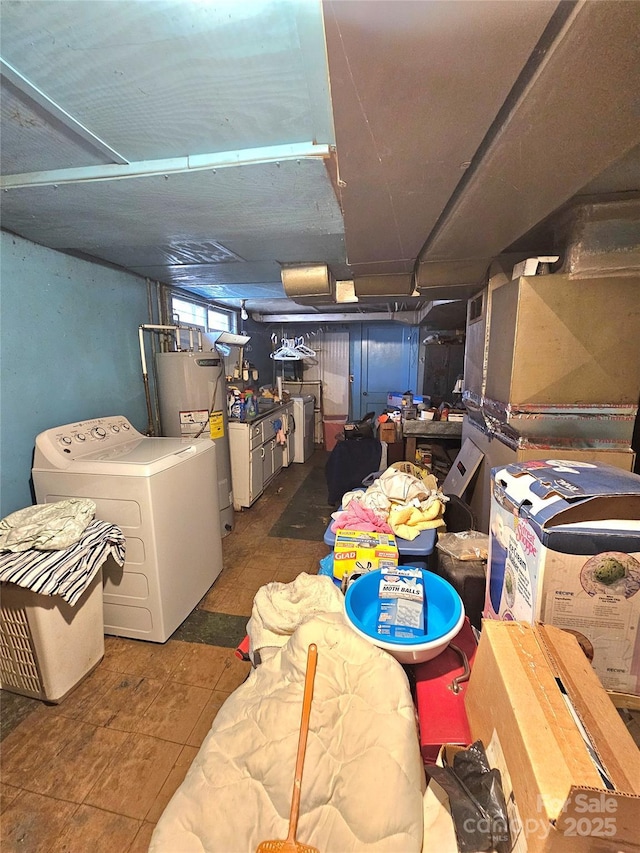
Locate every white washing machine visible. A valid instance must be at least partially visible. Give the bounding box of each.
[291,396,315,463]
[32,416,222,643]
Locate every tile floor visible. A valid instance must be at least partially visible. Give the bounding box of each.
[0,451,331,853]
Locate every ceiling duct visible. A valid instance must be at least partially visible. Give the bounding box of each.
[281,263,335,304]
[554,199,640,278]
[354,273,415,298]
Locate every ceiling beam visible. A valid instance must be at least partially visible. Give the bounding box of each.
[0,142,332,190]
[0,57,130,165]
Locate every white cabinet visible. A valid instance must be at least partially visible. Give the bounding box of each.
[250,445,263,506]
[262,438,275,485]
[229,404,288,510]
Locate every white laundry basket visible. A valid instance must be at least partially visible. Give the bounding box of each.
[0,569,104,703]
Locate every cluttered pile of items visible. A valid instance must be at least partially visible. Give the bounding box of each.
[153,457,640,852]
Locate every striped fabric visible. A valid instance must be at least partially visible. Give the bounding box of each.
[0,520,125,606]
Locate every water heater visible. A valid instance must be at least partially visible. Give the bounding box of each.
[155,351,234,536]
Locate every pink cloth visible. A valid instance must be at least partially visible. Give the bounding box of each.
[330,500,392,534]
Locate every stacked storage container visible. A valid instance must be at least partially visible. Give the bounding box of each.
[463,267,640,531]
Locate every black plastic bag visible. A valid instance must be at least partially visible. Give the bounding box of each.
[426,741,511,853]
[426,765,492,852]
[343,411,375,440]
[451,741,511,853]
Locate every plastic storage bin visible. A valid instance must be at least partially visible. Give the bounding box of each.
[323,415,347,452]
[0,569,104,703]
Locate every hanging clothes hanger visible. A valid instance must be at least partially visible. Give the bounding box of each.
[270,338,302,360]
[293,336,316,357]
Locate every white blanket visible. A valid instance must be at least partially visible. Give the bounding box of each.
[150,611,426,852]
[247,572,344,661]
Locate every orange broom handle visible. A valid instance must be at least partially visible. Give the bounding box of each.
[286,643,318,844]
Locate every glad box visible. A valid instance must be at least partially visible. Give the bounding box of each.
[333,529,398,581]
[485,460,640,694]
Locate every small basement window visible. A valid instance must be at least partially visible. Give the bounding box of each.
[171,295,237,334]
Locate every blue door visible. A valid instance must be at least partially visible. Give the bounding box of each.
[350,323,420,420]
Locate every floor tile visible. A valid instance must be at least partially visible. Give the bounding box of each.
[23,720,128,803]
[0,690,41,741]
[82,674,164,732]
[238,566,276,592]
[0,790,77,853]
[84,733,181,820]
[273,565,311,584]
[102,637,187,681]
[204,586,257,617]
[198,585,233,612]
[1,713,80,790]
[49,804,141,853]
[171,608,247,647]
[145,744,199,823]
[186,689,231,747]
[0,783,22,814]
[127,821,157,853]
[170,643,235,690]
[213,652,252,693]
[35,665,122,722]
[135,680,212,743]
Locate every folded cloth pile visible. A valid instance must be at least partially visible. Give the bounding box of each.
[0,499,97,553]
[331,465,448,540]
[329,498,392,535]
[0,518,125,605]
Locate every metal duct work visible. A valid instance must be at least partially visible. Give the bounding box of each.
[281,264,335,303]
[554,199,640,278]
[354,273,414,298]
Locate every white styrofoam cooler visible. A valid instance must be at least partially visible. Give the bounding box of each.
[0,569,104,703]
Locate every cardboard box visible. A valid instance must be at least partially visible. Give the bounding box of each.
[332,529,398,580]
[465,621,640,853]
[485,274,640,407]
[379,421,399,443]
[486,460,640,694]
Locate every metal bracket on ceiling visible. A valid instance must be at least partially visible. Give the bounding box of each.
[0,141,332,190]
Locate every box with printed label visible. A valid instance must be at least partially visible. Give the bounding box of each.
[465,621,640,853]
[377,566,425,639]
[333,529,398,581]
[485,460,640,694]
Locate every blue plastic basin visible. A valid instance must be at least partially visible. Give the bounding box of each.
[344,568,465,663]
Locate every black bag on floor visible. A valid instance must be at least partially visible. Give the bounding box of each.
[343,411,375,440]
[325,436,382,505]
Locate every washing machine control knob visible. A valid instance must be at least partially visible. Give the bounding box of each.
[75,433,86,442]
[121,423,130,430]
[60,436,72,446]
[92,427,107,439]
[111,425,120,433]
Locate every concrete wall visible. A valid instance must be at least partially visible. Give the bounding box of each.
[1,231,151,516]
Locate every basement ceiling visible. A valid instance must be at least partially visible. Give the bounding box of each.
[1,0,639,327]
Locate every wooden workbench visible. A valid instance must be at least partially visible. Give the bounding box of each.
[402,419,463,464]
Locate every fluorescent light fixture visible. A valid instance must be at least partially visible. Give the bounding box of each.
[215,331,250,346]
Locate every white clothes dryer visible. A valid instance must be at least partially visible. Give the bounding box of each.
[32,416,222,643]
